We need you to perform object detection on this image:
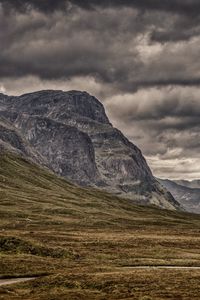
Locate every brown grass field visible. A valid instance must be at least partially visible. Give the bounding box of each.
[0,154,200,299]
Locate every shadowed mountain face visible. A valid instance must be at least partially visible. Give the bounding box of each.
[158,179,200,214]
[0,90,180,210]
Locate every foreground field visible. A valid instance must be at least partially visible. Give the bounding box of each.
[0,154,200,299]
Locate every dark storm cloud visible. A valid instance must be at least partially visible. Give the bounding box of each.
[70,0,200,22]
[0,0,200,89]
[120,97,200,121]
[1,0,200,16]
[0,6,143,86]
[0,0,68,13]
[1,0,200,45]
[150,11,200,43]
[108,87,200,120]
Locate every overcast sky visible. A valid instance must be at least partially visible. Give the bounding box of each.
[0,0,200,180]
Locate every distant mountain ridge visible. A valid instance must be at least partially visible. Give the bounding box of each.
[174,179,200,190]
[158,178,200,213]
[0,90,180,210]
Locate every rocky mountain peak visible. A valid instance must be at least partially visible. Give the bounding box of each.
[8,90,110,125]
[0,90,181,210]
[0,93,9,103]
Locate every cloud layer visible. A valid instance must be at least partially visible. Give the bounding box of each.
[105,86,200,179]
[0,0,200,179]
[2,0,200,15]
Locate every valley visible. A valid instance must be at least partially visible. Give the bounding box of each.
[0,154,200,299]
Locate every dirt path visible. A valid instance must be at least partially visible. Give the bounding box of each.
[0,277,36,287]
[1,267,200,286]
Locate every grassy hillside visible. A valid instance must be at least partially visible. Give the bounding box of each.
[1,153,200,299]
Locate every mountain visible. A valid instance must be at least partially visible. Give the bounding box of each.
[158,178,200,213]
[174,179,200,189]
[0,90,180,210]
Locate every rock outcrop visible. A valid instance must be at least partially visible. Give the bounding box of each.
[0,118,48,166]
[0,90,181,210]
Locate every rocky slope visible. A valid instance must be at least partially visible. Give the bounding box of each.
[158,179,200,214]
[0,90,180,210]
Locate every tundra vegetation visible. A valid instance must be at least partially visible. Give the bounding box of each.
[0,154,200,299]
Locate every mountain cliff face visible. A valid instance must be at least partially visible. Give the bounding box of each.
[0,118,49,166]
[0,90,180,210]
[158,178,200,213]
